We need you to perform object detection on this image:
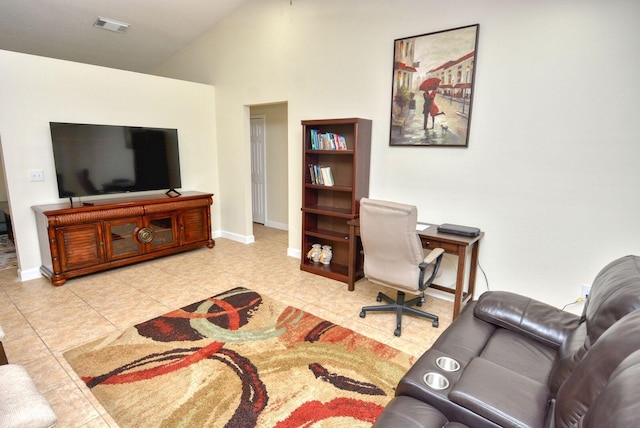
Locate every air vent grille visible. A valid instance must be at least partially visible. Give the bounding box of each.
[93,17,129,33]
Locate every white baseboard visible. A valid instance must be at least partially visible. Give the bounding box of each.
[264,220,288,231]
[216,222,289,246]
[19,267,42,282]
[287,247,301,259]
[424,287,455,302]
[219,230,255,244]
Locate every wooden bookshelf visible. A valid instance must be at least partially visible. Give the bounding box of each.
[300,118,371,284]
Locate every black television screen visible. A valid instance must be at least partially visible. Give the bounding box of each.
[50,122,182,198]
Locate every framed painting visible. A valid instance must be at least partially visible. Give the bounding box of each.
[389,24,479,147]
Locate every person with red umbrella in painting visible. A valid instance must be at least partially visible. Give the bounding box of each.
[420,78,445,130]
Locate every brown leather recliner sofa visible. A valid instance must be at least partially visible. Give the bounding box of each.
[374,255,640,428]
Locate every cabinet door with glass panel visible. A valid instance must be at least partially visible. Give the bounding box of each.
[104,214,179,260]
[147,213,179,251]
[105,217,145,260]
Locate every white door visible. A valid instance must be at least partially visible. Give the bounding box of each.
[250,116,266,224]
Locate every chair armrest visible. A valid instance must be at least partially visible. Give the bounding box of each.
[474,291,581,349]
[423,247,444,265]
[419,248,445,290]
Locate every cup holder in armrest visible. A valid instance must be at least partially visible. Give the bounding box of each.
[436,356,461,372]
[423,372,450,390]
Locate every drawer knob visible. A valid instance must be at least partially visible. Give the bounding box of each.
[137,227,154,243]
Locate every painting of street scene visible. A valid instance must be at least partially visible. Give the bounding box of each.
[389,24,479,146]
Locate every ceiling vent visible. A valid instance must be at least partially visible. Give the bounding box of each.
[93,17,129,33]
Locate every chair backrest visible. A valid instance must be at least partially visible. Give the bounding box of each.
[548,255,640,394]
[583,255,640,343]
[581,348,640,427]
[554,309,640,427]
[360,198,424,291]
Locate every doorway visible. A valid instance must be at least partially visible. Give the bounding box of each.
[0,140,17,270]
[249,102,289,237]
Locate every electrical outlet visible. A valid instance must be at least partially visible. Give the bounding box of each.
[28,169,44,182]
[581,284,592,299]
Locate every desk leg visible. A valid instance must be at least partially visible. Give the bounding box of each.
[467,241,480,304]
[453,246,467,319]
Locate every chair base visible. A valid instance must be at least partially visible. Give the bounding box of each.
[360,290,439,336]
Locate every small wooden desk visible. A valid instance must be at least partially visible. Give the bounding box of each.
[348,220,484,320]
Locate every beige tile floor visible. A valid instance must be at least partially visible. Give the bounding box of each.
[0,225,452,427]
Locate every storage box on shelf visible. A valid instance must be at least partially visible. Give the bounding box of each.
[300,118,371,284]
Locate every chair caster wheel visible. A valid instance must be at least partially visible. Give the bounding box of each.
[376,295,382,302]
[359,311,366,318]
[394,328,401,337]
[417,301,423,307]
[432,320,439,328]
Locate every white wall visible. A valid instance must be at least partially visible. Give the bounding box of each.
[157,0,638,307]
[0,50,219,280]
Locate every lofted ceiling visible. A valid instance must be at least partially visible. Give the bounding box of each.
[0,0,248,73]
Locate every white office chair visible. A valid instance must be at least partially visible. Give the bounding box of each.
[358,198,444,336]
[0,325,58,428]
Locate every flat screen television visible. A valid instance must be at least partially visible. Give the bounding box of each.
[50,122,182,198]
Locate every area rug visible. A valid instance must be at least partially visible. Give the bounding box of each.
[64,287,414,427]
[0,235,17,270]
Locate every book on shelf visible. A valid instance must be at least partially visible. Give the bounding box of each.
[308,164,322,185]
[310,129,347,150]
[309,164,316,185]
[308,164,334,186]
[320,166,334,186]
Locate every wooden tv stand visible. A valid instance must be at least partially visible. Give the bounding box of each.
[32,191,214,286]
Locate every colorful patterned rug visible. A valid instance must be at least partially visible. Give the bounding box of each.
[63,287,414,427]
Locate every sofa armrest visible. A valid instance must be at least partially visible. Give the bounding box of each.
[373,396,451,428]
[449,357,550,428]
[474,291,580,349]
